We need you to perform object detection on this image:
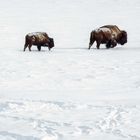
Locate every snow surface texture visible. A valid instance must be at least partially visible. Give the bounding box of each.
[0,0,140,140]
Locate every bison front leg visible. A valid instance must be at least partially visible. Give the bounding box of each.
[111,40,117,48]
[48,47,51,51]
[106,39,114,49]
[106,39,117,48]
[37,46,41,51]
[106,41,111,49]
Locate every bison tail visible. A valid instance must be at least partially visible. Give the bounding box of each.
[24,35,29,44]
[89,31,95,49]
[23,36,29,51]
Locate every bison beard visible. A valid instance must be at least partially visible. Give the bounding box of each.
[89,25,127,49]
[117,31,127,45]
[24,32,54,51]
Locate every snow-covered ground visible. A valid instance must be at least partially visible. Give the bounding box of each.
[0,0,140,140]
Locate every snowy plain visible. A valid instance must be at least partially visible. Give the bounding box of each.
[0,0,140,140]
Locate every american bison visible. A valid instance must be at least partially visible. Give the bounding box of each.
[24,32,54,51]
[88,25,127,49]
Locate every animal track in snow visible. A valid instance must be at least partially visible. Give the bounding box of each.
[0,100,140,140]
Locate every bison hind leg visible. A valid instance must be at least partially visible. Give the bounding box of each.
[23,43,28,51]
[28,44,32,51]
[96,41,101,49]
[89,39,95,49]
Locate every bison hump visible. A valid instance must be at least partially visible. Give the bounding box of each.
[27,32,48,42]
[95,27,111,33]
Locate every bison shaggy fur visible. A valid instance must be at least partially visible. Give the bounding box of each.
[89,25,127,49]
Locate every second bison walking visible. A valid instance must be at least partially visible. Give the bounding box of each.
[89,25,127,49]
[24,32,54,51]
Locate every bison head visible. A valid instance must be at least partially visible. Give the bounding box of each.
[118,30,127,45]
[48,38,54,50]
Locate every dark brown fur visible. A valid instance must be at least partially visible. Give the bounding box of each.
[89,25,127,49]
[24,32,54,51]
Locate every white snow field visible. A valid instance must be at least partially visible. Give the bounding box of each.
[0,0,140,140]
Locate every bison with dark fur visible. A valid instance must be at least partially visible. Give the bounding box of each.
[24,32,54,51]
[89,25,127,49]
